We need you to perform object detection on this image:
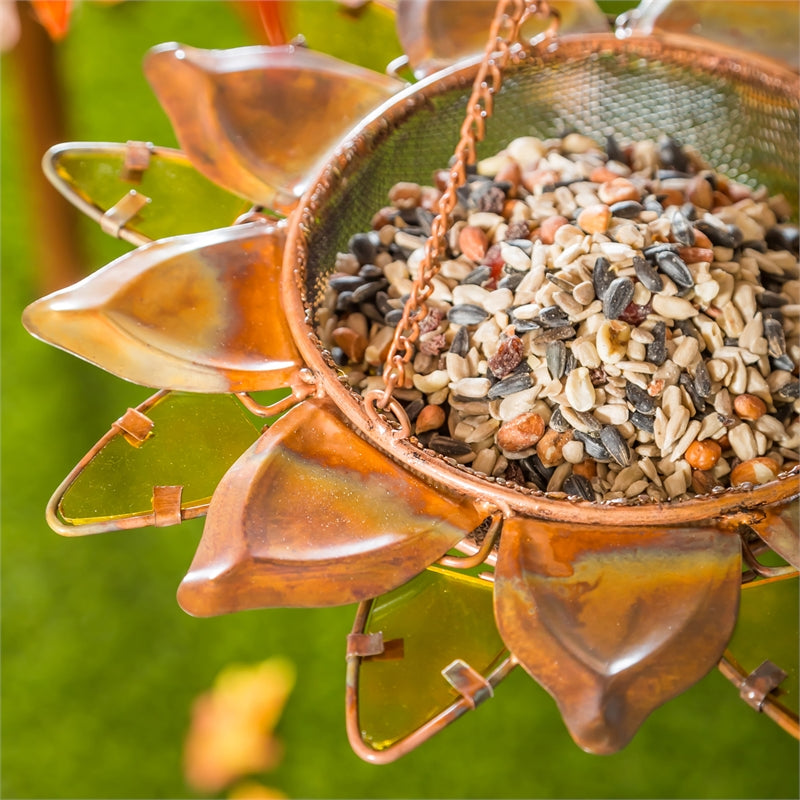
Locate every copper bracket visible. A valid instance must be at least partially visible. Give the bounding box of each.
[347,631,385,658]
[442,659,493,709]
[739,660,788,711]
[100,189,151,237]
[112,407,154,446]
[152,485,183,527]
[121,140,153,183]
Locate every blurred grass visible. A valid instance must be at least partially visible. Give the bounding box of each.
[1,2,798,799]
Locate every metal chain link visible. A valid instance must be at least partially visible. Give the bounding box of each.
[378,0,559,409]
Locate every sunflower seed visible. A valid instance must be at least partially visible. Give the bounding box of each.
[573,430,611,461]
[603,277,635,320]
[671,208,696,246]
[764,316,788,358]
[600,425,632,466]
[633,255,663,292]
[487,371,533,399]
[655,250,694,288]
[561,406,603,434]
[592,256,615,300]
[428,435,474,458]
[546,341,567,380]
[626,381,655,414]
[630,410,656,433]
[563,473,595,500]
[448,304,489,326]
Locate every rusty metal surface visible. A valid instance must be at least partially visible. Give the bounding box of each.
[177,395,486,616]
[494,516,742,753]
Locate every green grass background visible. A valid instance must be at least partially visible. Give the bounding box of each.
[2,2,798,798]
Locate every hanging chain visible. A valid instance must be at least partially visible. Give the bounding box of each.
[377,0,558,409]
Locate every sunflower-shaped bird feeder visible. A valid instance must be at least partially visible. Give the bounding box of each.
[22,0,800,761]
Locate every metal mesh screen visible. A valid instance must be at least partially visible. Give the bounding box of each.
[299,35,798,313]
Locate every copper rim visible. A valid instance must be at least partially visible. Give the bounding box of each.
[282,32,800,527]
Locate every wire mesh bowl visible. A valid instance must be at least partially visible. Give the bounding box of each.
[285,31,799,525]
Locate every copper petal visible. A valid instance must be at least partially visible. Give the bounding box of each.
[177,396,485,615]
[144,43,404,211]
[494,517,741,754]
[396,0,609,78]
[22,221,302,393]
[748,495,800,569]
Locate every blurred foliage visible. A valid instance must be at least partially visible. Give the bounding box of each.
[2,2,798,798]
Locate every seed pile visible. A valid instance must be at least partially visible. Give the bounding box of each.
[316,133,800,502]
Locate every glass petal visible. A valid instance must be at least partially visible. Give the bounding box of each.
[177,396,486,615]
[494,517,742,754]
[143,44,404,211]
[729,577,799,717]
[22,221,302,392]
[396,0,609,78]
[43,143,252,246]
[350,565,510,758]
[50,391,263,534]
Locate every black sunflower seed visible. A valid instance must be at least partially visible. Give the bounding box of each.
[428,435,473,457]
[659,137,689,172]
[775,380,800,402]
[764,316,788,357]
[375,291,393,316]
[643,242,679,260]
[766,224,799,254]
[450,325,470,357]
[562,407,602,433]
[600,425,632,467]
[351,278,388,303]
[532,325,576,343]
[404,398,425,424]
[384,308,404,326]
[360,302,385,324]
[630,410,655,433]
[329,275,366,293]
[603,276,635,320]
[625,381,654,414]
[463,265,492,285]
[521,454,554,486]
[592,256,614,300]
[605,134,626,164]
[671,209,696,246]
[758,291,788,308]
[538,305,571,328]
[573,430,611,462]
[549,407,570,433]
[633,255,663,292]
[694,220,736,248]
[447,304,489,326]
[335,291,354,312]
[646,321,667,366]
[546,341,567,380]
[487,371,533,399]
[564,473,595,501]
[547,274,576,292]
[772,354,795,372]
[348,232,377,265]
[498,272,525,291]
[679,372,705,413]
[655,250,694,288]
[693,360,712,398]
[609,200,644,219]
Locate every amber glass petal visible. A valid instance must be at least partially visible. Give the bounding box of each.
[50,392,262,534]
[729,577,799,717]
[396,0,609,78]
[143,43,404,211]
[22,221,302,392]
[350,566,509,758]
[494,517,742,754]
[43,143,251,247]
[177,396,485,615]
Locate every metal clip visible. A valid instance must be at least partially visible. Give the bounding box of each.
[442,659,493,709]
[100,190,151,237]
[152,485,183,527]
[347,631,385,658]
[121,140,153,183]
[740,660,788,711]
[112,407,154,446]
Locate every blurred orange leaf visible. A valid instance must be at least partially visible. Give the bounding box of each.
[30,0,73,40]
[184,658,295,794]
